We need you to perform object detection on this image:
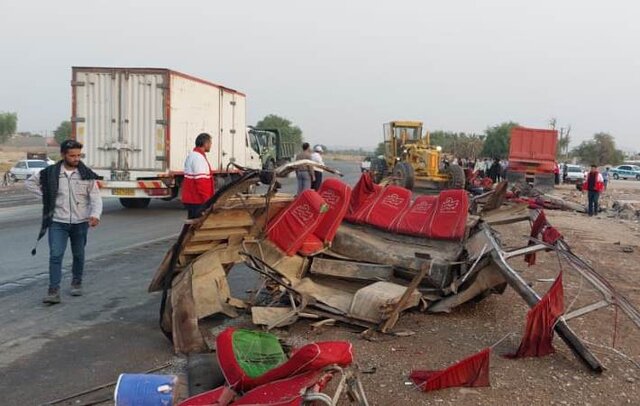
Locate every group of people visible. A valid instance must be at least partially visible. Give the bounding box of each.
[294,142,325,194]
[446,156,508,183]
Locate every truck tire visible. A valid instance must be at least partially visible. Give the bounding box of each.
[392,162,415,190]
[370,158,388,184]
[119,198,151,209]
[259,160,275,185]
[444,164,465,189]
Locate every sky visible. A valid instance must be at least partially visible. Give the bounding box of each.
[1,1,639,150]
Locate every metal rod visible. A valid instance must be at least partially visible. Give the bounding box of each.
[563,300,610,321]
[480,224,604,373]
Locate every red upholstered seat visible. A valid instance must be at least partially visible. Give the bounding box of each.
[393,195,439,236]
[360,185,412,230]
[344,172,381,223]
[266,190,328,256]
[299,179,352,256]
[299,234,324,256]
[315,179,352,242]
[216,328,353,393]
[428,190,469,240]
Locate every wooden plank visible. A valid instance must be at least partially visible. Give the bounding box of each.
[485,215,531,226]
[201,210,254,229]
[220,194,295,210]
[191,227,249,242]
[380,261,430,333]
[183,241,222,255]
[310,257,393,282]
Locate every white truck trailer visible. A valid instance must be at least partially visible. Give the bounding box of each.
[71,67,262,208]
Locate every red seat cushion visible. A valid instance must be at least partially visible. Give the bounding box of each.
[233,370,324,405]
[298,234,324,256]
[216,328,353,392]
[178,386,237,406]
[266,190,328,256]
[344,173,381,223]
[428,190,469,240]
[314,178,352,243]
[393,195,439,236]
[360,185,412,230]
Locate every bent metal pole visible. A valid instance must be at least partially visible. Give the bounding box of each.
[480,223,604,373]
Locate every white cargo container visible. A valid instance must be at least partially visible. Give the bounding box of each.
[71,67,261,208]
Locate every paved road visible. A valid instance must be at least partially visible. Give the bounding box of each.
[0,160,361,405]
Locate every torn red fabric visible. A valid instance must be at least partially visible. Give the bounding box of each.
[410,348,491,392]
[507,272,564,358]
[525,211,548,266]
[542,226,563,245]
[344,172,381,223]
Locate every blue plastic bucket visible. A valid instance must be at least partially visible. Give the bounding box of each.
[114,373,178,406]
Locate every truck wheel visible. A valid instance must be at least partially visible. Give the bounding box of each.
[370,158,388,184]
[119,198,151,209]
[259,160,275,184]
[392,162,415,190]
[444,164,466,189]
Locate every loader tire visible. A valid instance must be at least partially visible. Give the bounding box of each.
[392,162,415,190]
[119,198,151,209]
[444,164,466,189]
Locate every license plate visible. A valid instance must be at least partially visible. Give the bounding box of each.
[112,188,135,196]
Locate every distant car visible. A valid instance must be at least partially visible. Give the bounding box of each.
[563,164,585,184]
[8,159,49,180]
[609,165,640,180]
[360,156,372,172]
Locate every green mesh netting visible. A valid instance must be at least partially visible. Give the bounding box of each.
[232,329,287,378]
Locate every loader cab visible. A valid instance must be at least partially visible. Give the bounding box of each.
[383,121,424,164]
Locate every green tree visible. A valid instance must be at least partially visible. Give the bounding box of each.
[430,130,484,159]
[0,112,18,144]
[54,120,72,145]
[255,114,303,146]
[374,142,385,156]
[481,121,519,159]
[571,132,624,166]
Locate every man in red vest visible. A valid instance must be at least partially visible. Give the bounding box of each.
[582,164,604,217]
[182,133,215,219]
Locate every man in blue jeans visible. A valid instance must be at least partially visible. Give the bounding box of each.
[26,140,102,304]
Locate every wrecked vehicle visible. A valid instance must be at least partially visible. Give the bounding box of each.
[148,161,640,379]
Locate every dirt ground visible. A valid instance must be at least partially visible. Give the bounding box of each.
[269,181,640,405]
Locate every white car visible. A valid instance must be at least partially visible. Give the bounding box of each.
[9,159,49,180]
[563,164,585,184]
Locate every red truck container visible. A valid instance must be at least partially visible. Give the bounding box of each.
[506,127,558,190]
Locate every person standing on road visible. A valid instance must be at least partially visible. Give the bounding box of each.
[582,164,605,217]
[294,143,314,195]
[182,133,215,219]
[310,145,324,191]
[25,140,102,304]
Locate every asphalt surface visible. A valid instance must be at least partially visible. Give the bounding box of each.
[0,160,361,405]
